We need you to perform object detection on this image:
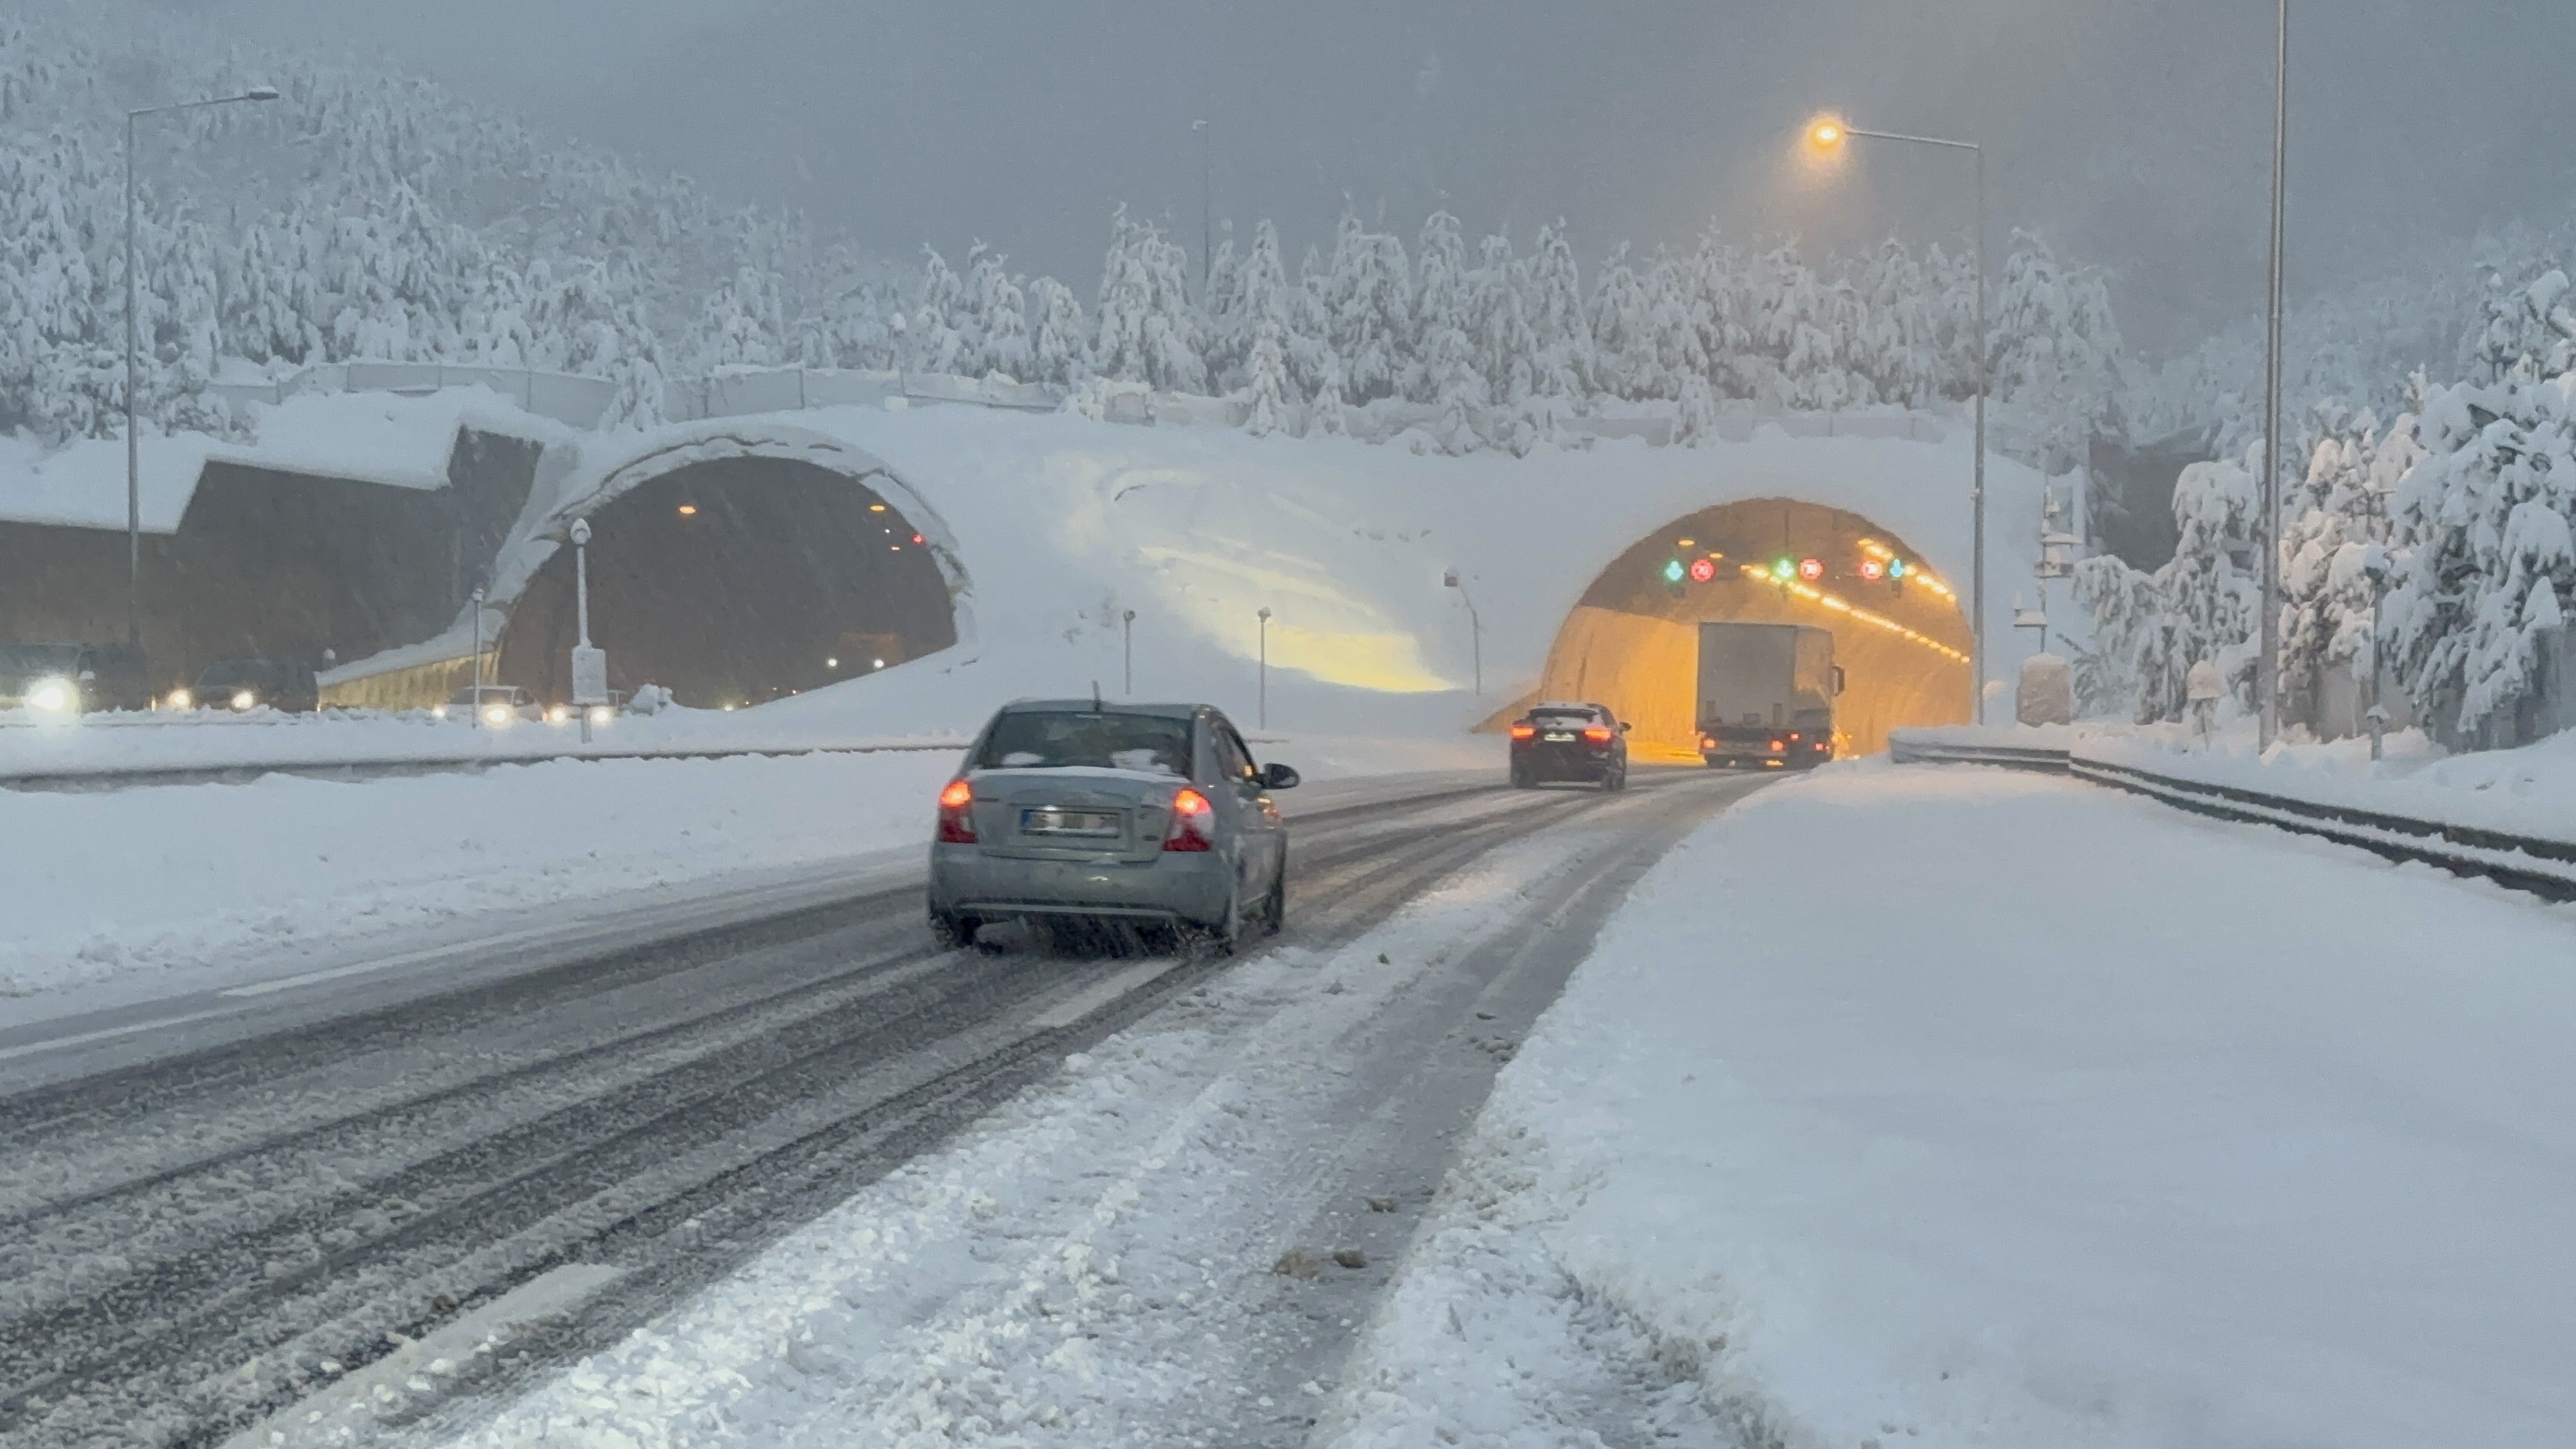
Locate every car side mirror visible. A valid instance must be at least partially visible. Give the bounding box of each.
[1259,763,1301,790]
[1832,665,1847,697]
[1619,722,1632,733]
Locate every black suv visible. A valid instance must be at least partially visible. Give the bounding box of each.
[1508,701,1630,790]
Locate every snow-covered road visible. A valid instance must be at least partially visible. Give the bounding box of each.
[1325,763,2576,1449]
[0,767,1765,1448]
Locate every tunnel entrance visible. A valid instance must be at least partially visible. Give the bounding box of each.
[1532,498,1971,757]
[497,456,957,708]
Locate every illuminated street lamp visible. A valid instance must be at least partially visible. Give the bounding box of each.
[1443,570,1483,696]
[2257,0,2290,747]
[125,83,280,648]
[1806,111,1989,722]
[1256,607,1273,729]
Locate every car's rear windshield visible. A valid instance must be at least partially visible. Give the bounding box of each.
[977,711,1192,776]
[1530,711,1598,728]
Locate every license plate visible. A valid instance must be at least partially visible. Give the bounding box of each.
[1022,808,1120,837]
[1542,732,1576,742]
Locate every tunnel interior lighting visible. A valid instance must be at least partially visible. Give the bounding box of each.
[872,658,886,669]
[676,503,698,517]
[1736,564,1970,664]
[1677,538,1696,548]
[827,656,839,668]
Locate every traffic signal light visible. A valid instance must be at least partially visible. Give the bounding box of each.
[1663,558,1685,583]
[1772,557,1795,581]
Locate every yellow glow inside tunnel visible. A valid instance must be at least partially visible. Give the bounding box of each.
[1523,498,1972,757]
[1133,544,1454,694]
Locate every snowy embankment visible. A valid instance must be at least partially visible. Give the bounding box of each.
[0,737,1481,1021]
[1324,764,2576,1449]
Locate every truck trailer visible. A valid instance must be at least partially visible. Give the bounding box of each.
[1696,622,1841,769]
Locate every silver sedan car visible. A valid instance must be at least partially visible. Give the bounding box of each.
[928,700,1299,949]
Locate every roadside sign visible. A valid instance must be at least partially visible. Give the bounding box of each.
[571,646,610,705]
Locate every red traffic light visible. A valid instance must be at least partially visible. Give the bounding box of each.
[1859,558,1886,582]
[1687,556,1718,584]
[1797,557,1825,583]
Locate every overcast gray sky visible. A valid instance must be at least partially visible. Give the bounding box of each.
[198,0,2576,355]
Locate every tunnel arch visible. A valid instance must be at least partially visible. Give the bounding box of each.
[1529,498,1972,757]
[494,425,973,709]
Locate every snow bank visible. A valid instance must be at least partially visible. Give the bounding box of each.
[2081,724,2576,847]
[0,385,565,531]
[1327,764,2576,1449]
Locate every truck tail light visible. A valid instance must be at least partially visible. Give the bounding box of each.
[1164,787,1216,851]
[1767,738,1786,753]
[936,778,978,843]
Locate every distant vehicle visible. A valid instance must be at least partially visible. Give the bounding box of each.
[435,684,542,725]
[1508,700,1630,790]
[187,656,320,713]
[0,642,151,714]
[927,699,1300,951]
[1696,622,1842,770]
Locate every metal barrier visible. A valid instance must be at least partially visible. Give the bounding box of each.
[1890,732,2576,902]
[0,738,970,795]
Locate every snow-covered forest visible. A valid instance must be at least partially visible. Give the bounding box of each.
[12,0,2576,744]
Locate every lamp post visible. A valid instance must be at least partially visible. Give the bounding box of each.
[569,517,608,745]
[1193,119,1212,293]
[1806,113,1988,722]
[125,84,280,648]
[889,312,908,400]
[1122,608,1137,694]
[1257,606,1272,730]
[1443,569,1482,696]
[2258,0,2291,749]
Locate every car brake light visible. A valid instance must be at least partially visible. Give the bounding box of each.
[1582,726,1613,743]
[1508,723,1536,740]
[1768,738,1785,752]
[1164,787,1216,851]
[1701,736,1716,749]
[936,778,978,842]
[1787,732,1800,741]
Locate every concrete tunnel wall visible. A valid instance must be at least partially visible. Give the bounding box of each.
[1528,498,1973,757]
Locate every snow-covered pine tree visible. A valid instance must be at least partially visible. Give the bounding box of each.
[2076,447,2266,721]
[2381,372,2576,738]
[2460,263,2576,386]
[1406,210,1474,405]
[1466,231,1534,407]
[1199,233,1246,389]
[1674,370,1721,446]
[1025,274,1087,386]
[906,245,968,376]
[963,243,1030,381]
[697,263,786,370]
[1520,221,1593,401]
[1319,212,1411,405]
[1852,239,1946,408]
[1288,242,1344,406]
[1242,321,1292,437]
[2277,405,2422,715]
[1685,230,1761,400]
[1988,230,2124,467]
[1643,245,1710,405]
[1090,206,1205,393]
[1587,243,1657,400]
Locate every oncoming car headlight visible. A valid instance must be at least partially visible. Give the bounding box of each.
[482,703,512,727]
[545,704,570,725]
[230,689,257,711]
[585,704,613,727]
[165,688,193,711]
[26,677,77,714]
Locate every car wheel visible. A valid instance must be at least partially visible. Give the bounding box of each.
[1509,763,1530,789]
[929,908,978,948]
[1259,856,1288,937]
[1186,886,1244,957]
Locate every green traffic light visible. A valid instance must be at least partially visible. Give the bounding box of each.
[1772,558,1794,580]
[1663,558,1685,583]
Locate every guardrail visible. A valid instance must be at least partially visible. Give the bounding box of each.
[1890,733,2576,902]
[0,738,971,795]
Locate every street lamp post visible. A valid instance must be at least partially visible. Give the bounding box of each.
[1122,608,1137,694]
[569,517,607,745]
[2258,0,2291,749]
[1807,115,1988,723]
[1443,569,1482,696]
[1257,607,1272,730]
[124,84,279,649]
[1193,119,1212,293]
